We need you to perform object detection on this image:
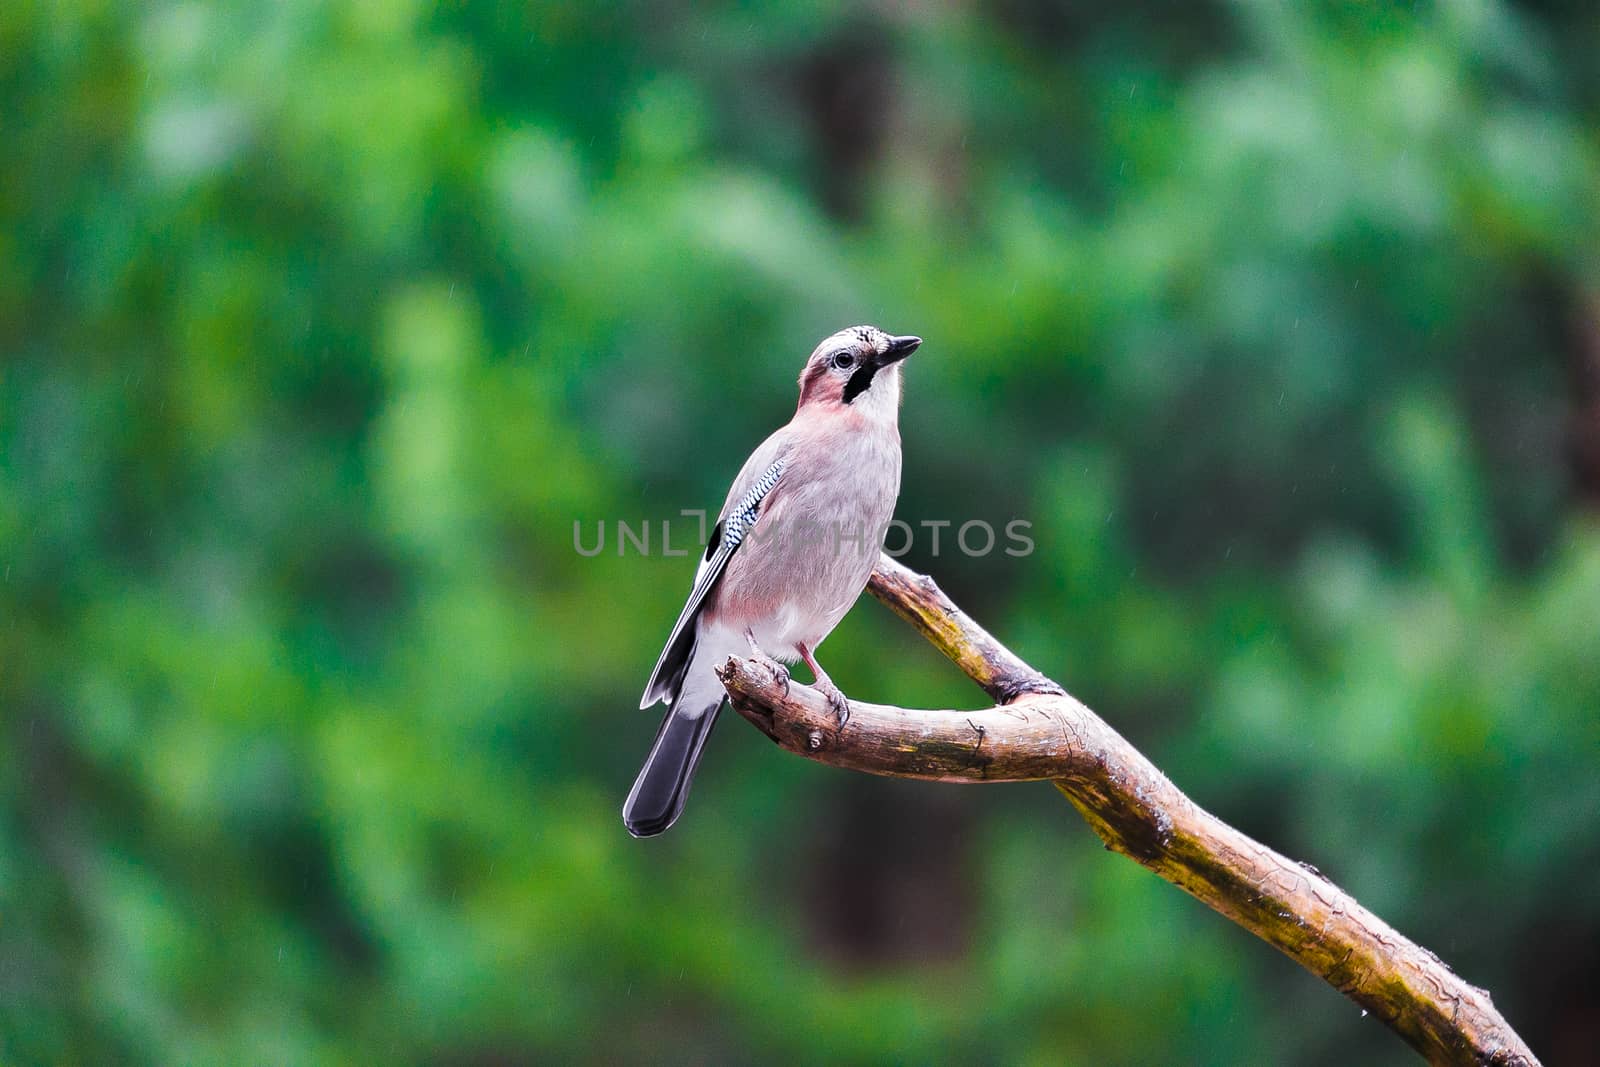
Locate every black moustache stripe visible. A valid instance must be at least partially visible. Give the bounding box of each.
[842,362,877,404]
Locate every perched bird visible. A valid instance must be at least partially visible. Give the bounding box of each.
[624,325,921,838]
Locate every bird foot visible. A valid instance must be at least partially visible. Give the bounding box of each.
[816,678,851,728]
[743,630,789,696]
[750,653,789,696]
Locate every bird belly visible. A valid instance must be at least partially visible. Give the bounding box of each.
[727,552,874,659]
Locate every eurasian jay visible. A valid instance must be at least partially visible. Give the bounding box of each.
[624,325,921,837]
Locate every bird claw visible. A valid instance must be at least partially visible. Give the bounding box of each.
[820,682,851,728]
[750,654,789,696]
[743,631,789,696]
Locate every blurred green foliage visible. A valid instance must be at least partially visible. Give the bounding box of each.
[3,2,1598,1063]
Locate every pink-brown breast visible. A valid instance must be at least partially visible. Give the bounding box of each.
[705,407,901,656]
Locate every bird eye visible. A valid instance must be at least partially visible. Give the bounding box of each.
[831,351,856,370]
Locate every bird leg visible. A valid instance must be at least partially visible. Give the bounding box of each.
[744,629,789,696]
[797,642,850,727]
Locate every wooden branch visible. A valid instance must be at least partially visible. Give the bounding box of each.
[715,553,1538,1067]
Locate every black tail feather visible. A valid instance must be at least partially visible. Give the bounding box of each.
[622,696,724,838]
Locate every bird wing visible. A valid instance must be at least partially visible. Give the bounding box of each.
[639,434,791,709]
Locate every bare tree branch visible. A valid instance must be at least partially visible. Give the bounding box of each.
[715,553,1538,1067]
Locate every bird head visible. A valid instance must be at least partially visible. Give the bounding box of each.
[797,325,921,416]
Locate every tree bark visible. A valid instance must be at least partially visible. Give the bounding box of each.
[715,553,1538,1067]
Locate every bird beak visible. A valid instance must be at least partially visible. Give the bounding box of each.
[879,335,922,365]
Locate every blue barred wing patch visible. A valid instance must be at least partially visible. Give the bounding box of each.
[639,456,787,708]
[722,458,785,549]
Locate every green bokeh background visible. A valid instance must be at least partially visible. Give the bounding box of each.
[3,3,1598,1063]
